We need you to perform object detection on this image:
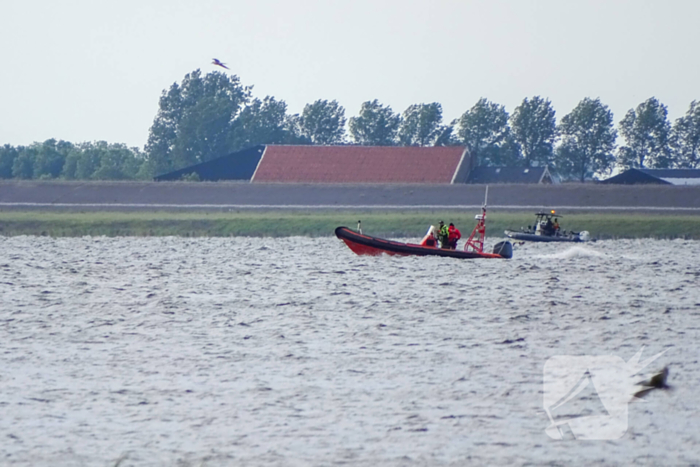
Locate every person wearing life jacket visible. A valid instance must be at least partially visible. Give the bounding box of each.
[544,217,555,236]
[448,223,461,249]
[437,221,450,248]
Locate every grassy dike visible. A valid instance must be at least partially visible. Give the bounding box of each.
[0,210,699,239]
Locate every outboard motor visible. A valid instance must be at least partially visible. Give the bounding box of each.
[419,225,438,247]
[492,240,513,259]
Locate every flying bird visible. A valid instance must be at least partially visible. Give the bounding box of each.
[212,58,229,70]
[633,366,671,399]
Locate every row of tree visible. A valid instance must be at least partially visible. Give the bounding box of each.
[0,140,146,181]
[2,70,698,182]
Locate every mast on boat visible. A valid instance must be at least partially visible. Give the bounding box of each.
[464,186,488,254]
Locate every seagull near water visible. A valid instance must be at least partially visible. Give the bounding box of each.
[212,58,229,70]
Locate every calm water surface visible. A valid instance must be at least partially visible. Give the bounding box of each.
[1,236,699,466]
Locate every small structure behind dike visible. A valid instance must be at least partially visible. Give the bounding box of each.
[601,168,700,185]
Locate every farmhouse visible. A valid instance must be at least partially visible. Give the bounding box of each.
[154,145,556,184]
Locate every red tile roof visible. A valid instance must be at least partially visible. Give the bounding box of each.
[252,145,467,183]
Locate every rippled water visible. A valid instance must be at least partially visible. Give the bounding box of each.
[1,236,699,466]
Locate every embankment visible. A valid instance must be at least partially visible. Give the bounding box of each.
[1,181,698,237]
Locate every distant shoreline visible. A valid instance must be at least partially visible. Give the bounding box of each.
[2,180,698,238]
[1,210,698,239]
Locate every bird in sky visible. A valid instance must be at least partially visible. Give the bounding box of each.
[633,367,671,399]
[212,58,229,70]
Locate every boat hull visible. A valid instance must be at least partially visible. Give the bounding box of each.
[336,227,512,259]
[504,230,585,243]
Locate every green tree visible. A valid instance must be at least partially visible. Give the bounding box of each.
[91,143,143,180]
[61,147,81,179]
[617,97,672,169]
[282,114,311,144]
[146,70,251,175]
[300,99,346,145]
[232,96,293,148]
[455,98,516,166]
[135,157,156,180]
[433,124,457,146]
[32,139,73,179]
[510,96,558,167]
[0,145,19,178]
[12,147,37,179]
[398,103,445,146]
[61,142,104,179]
[555,98,617,182]
[348,100,401,146]
[670,100,700,168]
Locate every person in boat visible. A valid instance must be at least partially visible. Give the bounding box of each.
[553,218,560,235]
[544,217,555,236]
[437,221,450,248]
[448,223,461,249]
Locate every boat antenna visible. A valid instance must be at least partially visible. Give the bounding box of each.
[484,185,489,221]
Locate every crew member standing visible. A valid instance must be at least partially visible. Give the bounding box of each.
[438,221,449,248]
[448,223,461,249]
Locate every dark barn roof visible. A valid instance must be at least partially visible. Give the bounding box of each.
[154,145,265,181]
[602,168,700,185]
[251,145,468,184]
[466,166,554,184]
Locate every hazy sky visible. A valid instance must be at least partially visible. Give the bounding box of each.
[2,0,699,149]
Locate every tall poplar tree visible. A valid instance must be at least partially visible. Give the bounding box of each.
[617,97,671,169]
[510,96,558,167]
[145,70,251,175]
[300,99,347,145]
[231,96,291,148]
[397,103,445,146]
[348,100,401,146]
[555,98,617,181]
[455,98,516,166]
[670,100,700,168]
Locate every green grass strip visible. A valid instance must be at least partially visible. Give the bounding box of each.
[0,210,698,239]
